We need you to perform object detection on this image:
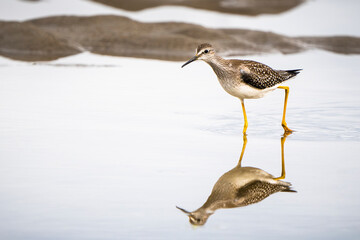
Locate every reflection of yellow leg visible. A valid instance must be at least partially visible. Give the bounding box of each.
[277,86,293,134]
[241,100,248,135]
[274,135,287,180]
[237,135,248,167]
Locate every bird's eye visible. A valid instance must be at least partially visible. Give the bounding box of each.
[204,49,209,54]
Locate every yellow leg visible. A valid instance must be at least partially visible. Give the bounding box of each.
[241,100,248,135]
[277,86,293,134]
[274,135,287,180]
[237,134,248,167]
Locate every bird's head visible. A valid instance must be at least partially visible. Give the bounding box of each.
[181,43,215,68]
[176,206,211,226]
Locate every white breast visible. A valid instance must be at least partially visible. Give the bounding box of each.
[219,78,277,100]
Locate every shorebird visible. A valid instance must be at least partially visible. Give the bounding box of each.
[182,43,301,135]
[177,135,295,226]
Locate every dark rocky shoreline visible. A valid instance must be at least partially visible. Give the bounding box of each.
[1,15,360,62]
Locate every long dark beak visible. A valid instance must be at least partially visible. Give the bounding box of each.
[181,56,198,68]
[176,206,191,215]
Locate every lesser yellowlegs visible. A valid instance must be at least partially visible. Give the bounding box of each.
[177,135,295,226]
[182,43,301,135]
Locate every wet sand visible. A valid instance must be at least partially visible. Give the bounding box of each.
[1,15,360,62]
[90,0,305,16]
[0,21,80,61]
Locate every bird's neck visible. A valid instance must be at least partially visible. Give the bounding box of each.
[194,206,214,216]
[205,55,231,79]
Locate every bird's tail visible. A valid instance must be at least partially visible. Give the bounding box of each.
[281,187,297,193]
[286,69,302,76]
[277,69,302,81]
[277,180,297,193]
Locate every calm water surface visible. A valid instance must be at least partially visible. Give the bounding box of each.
[0,50,359,239]
[1,0,360,239]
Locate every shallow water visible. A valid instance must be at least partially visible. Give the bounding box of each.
[0,50,359,239]
[1,0,360,238]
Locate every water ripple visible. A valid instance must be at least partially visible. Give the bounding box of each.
[202,105,360,141]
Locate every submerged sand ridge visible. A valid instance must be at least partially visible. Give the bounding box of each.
[0,21,80,61]
[1,15,360,62]
[90,0,305,16]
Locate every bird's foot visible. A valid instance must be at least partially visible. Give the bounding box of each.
[282,123,294,135]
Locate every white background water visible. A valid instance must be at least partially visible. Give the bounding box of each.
[0,0,360,239]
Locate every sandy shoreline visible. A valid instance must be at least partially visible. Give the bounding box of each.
[1,15,360,62]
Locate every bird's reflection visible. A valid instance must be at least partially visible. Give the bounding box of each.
[177,135,296,226]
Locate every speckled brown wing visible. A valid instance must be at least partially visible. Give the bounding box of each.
[235,180,295,207]
[240,60,301,89]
